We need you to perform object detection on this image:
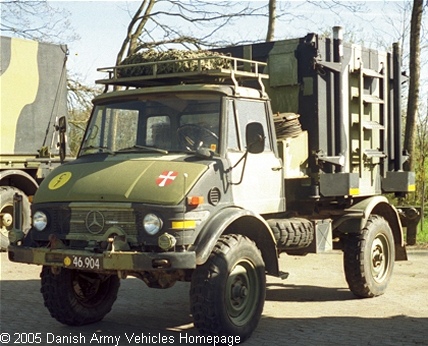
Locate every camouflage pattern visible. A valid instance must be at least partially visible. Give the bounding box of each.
[0,36,68,155]
[1,37,68,251]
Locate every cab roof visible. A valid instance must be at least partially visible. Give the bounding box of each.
[92,82,268,104]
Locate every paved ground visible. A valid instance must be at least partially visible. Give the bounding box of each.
[1,249,427,346]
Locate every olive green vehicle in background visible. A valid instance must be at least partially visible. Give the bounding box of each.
[1,36,68,250]
[8,28,420,342]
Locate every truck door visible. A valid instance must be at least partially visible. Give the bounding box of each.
[225,98,285,214]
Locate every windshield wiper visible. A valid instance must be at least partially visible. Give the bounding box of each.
[81,145,115,155]
[117,145,168,155]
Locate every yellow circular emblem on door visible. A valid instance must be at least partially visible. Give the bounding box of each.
[48,172,72,190]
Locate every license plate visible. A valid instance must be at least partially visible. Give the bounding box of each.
[63,255,102,270]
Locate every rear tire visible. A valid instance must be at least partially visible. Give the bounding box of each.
[343,215,395,298]
[40,267,120,325]
[190,234,265,342]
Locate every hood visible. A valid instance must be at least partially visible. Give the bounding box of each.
[35,155,208,205]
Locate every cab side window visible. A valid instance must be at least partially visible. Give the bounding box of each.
[234,99,271,151]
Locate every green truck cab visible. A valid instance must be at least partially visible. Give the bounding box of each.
[8,29,418,342]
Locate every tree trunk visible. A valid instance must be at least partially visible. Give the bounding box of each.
[266,0,276,42]
[404,0,423,172]
[115,0,156,65]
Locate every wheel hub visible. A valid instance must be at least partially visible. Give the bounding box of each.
[73,273,102,304]
[372,246,384,268]
[371,236,389,282]
[225,260,260,326]
[1,213,13,228]
[231,279,248,304]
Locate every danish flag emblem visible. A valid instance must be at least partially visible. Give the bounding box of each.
[156,171,178,187]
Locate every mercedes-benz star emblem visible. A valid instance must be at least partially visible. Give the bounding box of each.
[85,211,105,234]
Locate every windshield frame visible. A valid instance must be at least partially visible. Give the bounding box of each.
[78,92,224,158]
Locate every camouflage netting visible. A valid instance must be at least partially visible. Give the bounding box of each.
[117,49,230,78]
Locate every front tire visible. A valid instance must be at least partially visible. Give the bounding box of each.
[343,215,395,298]
[0,187,31,250]
[40,267,120,325]
[190,234,265,342]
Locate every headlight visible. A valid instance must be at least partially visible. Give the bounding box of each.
[33,211,48,231]
[143,213,162,235]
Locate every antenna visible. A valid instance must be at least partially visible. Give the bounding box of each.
[182,173,188,246]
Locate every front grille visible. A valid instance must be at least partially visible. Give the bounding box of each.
[69,209,139,235]
[46,207,141,236]
[37,203,188,248]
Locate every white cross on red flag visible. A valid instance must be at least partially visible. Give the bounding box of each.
[156,171,178,187]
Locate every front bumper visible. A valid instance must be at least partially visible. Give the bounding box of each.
[8,245,196,272]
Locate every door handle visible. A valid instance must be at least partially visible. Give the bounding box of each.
[271,166,283,171]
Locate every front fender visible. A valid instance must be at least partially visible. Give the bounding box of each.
[191,207,279,275]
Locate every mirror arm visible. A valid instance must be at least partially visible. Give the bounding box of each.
[226,150,249,185]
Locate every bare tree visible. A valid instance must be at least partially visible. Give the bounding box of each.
[115,0,377,65]
[116,0,157,65]
[415,97,428,229]
[1,0,78,43]
[115,0,269,64]
[404,0,424,172]
[266,0,276,42]
[66,78,104,156]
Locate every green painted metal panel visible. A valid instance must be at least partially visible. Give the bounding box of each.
[35,157,207,205]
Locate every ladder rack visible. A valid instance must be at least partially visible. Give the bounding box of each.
[96,55,268,90]
[354,62,387,176]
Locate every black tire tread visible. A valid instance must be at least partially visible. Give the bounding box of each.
[40,267,120,326]
[343,215,394,298]
[268,218,314,250]
[190,234,265,341]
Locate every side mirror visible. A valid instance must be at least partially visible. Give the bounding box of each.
[246,122,265,154]
[58,116,67,133]
[57,116,67,163]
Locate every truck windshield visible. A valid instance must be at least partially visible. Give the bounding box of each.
[79,94,221,156]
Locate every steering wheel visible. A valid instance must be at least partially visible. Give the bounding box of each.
[177,124,218,151]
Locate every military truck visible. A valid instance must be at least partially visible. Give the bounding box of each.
[8,28,416,342]
[0,36,68,250]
